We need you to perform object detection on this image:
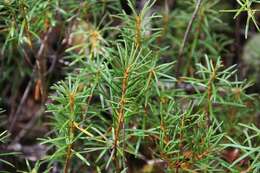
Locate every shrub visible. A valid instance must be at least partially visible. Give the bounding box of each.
[0,0,259,172]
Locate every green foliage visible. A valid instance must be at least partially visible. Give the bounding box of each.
[0,131,16,169]
[221,0,260,38]
[222,124,260,173]
[39,1,259,172]
[0,0,259,172]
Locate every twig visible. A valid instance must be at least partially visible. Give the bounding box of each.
[205,65,217,128]
[13,108,44,143]
[9,81,32,132]
[177,0,203,76]
[36,27,54,103]
[63,120,74,173]
[44,37,68,76]
[8,26,57,132]
[64,92,76,173]
[113,66,130,171]
[234,6,242,65]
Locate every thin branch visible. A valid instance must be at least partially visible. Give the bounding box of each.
[177,0,203,76]
[36,27,53,103]
[113,66,130,171]
[9,81,32,132]
[64,92,76,173]
[13,108,44,143]
[8,26,54,131]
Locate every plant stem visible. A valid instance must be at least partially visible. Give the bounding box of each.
[113,66,130,170]
[64,92,76,173]
[186,11,204,76]
[177,0,203,76]
[64,121,74,173]
[135,15,142,48]
[205,66,216,128]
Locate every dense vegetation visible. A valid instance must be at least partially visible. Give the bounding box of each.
[0,0,260,172]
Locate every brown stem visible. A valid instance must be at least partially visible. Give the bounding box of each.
[9,81,32,131]
[64,144,73,173]
[64,92,76,173]
[64,121,74,173]
[13,108,44,143]
[36,26,55,103]
[113,66,130,170]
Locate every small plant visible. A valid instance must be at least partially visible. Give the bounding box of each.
[0,0,259,172]
[40,1,259,172]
